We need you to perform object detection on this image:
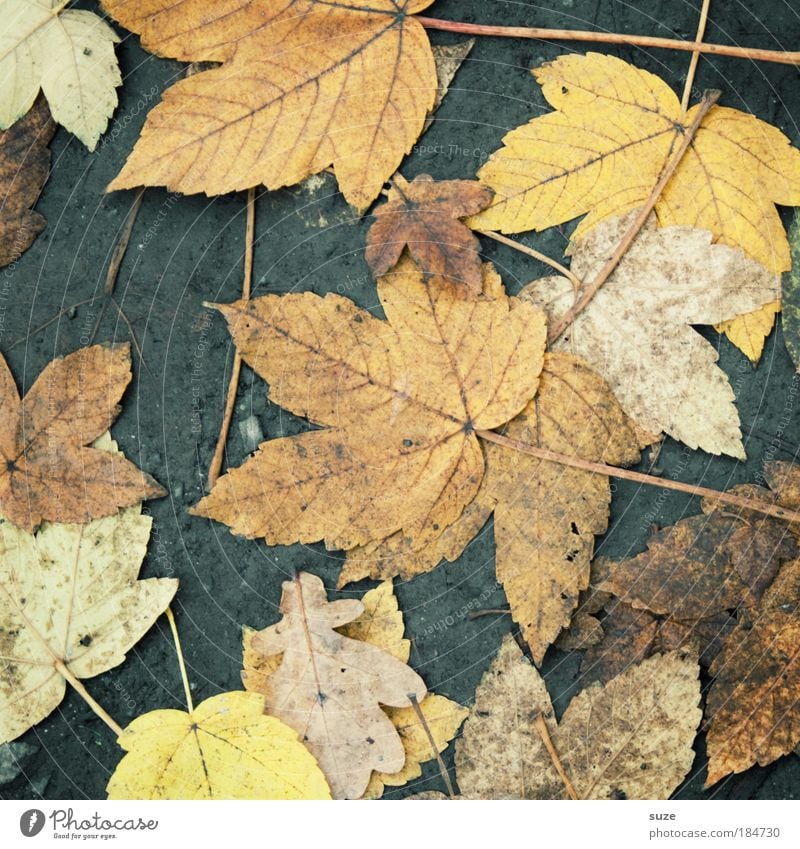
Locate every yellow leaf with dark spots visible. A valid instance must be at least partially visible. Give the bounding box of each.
[471,53,800,360]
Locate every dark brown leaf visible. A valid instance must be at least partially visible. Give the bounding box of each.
[705,558,800,785]
[366,174,492,291]
[0,98,54,268]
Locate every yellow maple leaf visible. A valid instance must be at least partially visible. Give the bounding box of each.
[470,53,800,360]
[106,691,331,799]
[362,695,468,799]
[103,0,438,211]
[714,301,781,364]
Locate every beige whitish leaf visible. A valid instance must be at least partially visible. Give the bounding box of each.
[0,440,177,744]
[244,577,467,799]
[341,352,641,663]
[103,0,438,211]
[0,1,121,149]
[520,213,780,458]
[191,258,546,551]
[244,572,427,799]
[456,636,701,799]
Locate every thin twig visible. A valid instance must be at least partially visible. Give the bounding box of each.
[547,90,721,344]
[533,714,579,800]
[6,297,97,351]
[408,694,457,799]
[105,187,145,295]
[680,0,713,115]
[110,295,152,379]
[207,187,257,490]
[88,297,110,345]
[476,428,800,525]
[166,607,194,713]
[477,230,584,291]
[416,16,800,66]
[54,659,124,738]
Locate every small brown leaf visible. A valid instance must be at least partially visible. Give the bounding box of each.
[0,97,54,268]
[0,345,165,531]
[366,174,492,290]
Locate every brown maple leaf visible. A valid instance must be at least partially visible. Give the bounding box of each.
[0,97,54,268]
[245,572,427,800]
[366,174,493,291]
[0,344,165,531]
[340,352,641,662]
[103,0,439,211]
[190,257,546,551]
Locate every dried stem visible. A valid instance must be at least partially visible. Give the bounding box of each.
[477,429,800,525]
[166,607,194,713]
[54,659,124,738]
[416,16,800,66]
[680,0,713,116]
[110,295,151,378]
[105,187,145,295]
[547,89,720,344]
[207,187,257,490]
[533,714,579,800]
[477,230,584,291]
[6,297,97,351]
[408,694,457,799]
[468,608,511,619]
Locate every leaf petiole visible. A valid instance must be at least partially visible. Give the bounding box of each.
[415,16,800,67]
[54,659,124,738]
[477,429,800,526]
[165,607,194,714]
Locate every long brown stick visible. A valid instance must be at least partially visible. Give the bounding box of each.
[476,429,800,525]
[54,659,124,738]
[207,187,257,489]
[547,89,720,344]
[416,16,800,66]
[408,694,458,799]
[533,714,579,800]
[680,0,713,115]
